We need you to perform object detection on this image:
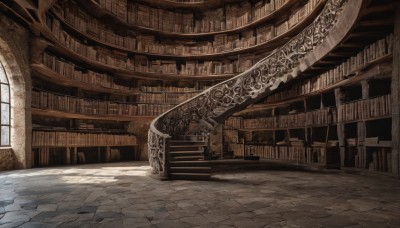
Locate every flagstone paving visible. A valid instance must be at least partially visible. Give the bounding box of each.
[1,162,400,227]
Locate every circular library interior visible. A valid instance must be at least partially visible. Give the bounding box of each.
[1,0,400,227]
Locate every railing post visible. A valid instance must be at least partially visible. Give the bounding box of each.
[161,137,171,180]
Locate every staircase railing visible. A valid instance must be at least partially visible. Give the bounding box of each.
[148,0,356,179]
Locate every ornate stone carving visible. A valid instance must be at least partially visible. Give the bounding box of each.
[148,0,347,178]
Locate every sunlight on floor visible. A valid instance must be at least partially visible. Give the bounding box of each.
[61,166,150,184]
[1,164,151,182]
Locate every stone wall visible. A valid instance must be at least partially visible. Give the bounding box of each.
[0,12,32,169]
[0,149,13,171]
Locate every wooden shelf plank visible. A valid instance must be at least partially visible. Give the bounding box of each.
[32,108,156,121]
[31,64,139,96]
[32,144,137,148]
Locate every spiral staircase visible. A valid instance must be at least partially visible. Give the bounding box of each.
[148,0,370,180]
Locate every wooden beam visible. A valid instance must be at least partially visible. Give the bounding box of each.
[391,3,400,177]
[340,43,367,48]
[362,2,398,16]
[328,52,347,59]
[361,80,369,100]
[347,31,386,39]
[335,88,346,167]
[317,60,341,65]
[358,18,394,27]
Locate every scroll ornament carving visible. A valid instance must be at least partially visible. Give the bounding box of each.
[148,0,346,177]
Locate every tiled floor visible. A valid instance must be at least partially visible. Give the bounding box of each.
[1,162,400,227]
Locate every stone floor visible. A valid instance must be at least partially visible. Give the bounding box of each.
[1,162,400,228]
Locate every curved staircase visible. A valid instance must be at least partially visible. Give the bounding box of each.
[148,0,365,180]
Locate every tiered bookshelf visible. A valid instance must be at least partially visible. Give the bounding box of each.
[46,0,326,58]
[29,0,332,167]
[223,33,395,173]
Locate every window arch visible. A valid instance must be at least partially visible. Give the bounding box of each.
[0,61,10,146]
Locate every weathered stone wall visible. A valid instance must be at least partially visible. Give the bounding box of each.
[0,148,13,171]
[0,12,32,169]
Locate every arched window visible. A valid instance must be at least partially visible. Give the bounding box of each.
[0,62,10,146]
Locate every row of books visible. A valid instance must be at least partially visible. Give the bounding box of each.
[354,147,366,169]
[241,108,337,129]
[338,95,391,122]
[229,99,389,132]
[36,148,51,166]
[363,137,392,147]
[140,86,197,92]
[225,2,251,30]
[42,53,134,91]
[266,34,393,103]
[138,92,197,104]
[50,0,319,57]
[47,17,254,75]
[369,148,392,172]
[92,0,298,34]
[288,0,320,28]
[32,91,174,117]
[48,16,134,70]
[32,131,137,147]
[306,147,329,164]
[169,0,205,2]
[52,4,135,50]
[94,0,127,22]
[244,144,328,164]
[74,121,96,130]
[234,94,389,130]
[243,117,275,129]
[253,0,288,21]
[225,117,243,129]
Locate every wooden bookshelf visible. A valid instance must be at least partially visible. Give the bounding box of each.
[32,130,137,147]
[223,33,394,170]
[31,108,155,121]
[239,108,337,130]
[338,95,392,123]
[31,63,139,96]
[80,0,314,38]
[44,0,325,60]
[265,35,393,104]
[234,34,393,115]
[242,144,337,166]
[137,0,242,10]
[39,33,236,80]
[31,89,173,119]
[32,130,138,167]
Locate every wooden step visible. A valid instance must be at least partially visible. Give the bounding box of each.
[170,173,211,181]
[171,156,204,161]
[170,140,207,144]
[170,160,210,167]
[170,145,204,147]
[170,144,207,148]
[169,145,204,151]
[174,135,208,141]
[170,167,211,173]
[170,151,204,156]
